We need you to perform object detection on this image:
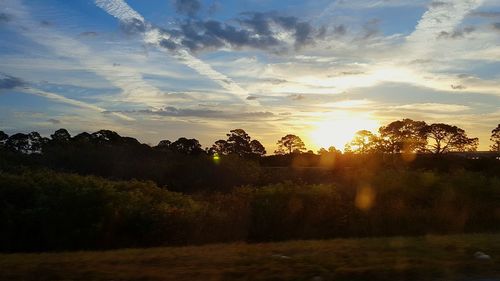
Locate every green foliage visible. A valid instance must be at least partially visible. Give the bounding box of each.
[0,170,198,251]
[1,167,499,252]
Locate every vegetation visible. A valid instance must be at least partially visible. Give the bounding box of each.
[1,234,499,281]
[0,120,499,253]
[491,124,500,152]
[1,168,499,252]
[275,134,307,154]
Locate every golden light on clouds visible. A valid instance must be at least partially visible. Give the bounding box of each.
[309,111,380,151]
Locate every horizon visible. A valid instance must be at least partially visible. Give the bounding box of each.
[1,0,499,152]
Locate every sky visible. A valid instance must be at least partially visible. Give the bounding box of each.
[0,0,499,152]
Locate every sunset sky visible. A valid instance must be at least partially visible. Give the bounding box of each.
[0,0,499,152]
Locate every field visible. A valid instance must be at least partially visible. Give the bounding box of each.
[1,234,499,281]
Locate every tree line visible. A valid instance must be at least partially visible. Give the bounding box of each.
[1,119,499,157]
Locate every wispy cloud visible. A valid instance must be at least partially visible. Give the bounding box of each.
[95,0,258,105]
[392,103,471,113]
[108,106,275,120]
[23,88,134,121]
[3,0,168,108]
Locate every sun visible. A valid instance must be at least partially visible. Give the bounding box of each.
[309,112,380,151]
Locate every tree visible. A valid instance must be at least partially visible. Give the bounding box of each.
[275,134,306,154]
[378,119,427,153]
[424,123,478,154]
[6,132,48,154]
[170,137,203,155]
[491,124,500,153]
[226,129,252,156]
[345,130,379,154]
[210,140,230,155]
[50,128,71,143]
[318,146,341,155]
[90,130,122,144]
[155,140,171,152]
[210,129,266,157]
[250,139,266,156]
[0,131,8,146]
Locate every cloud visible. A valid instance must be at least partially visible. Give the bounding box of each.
[332,25,347,36]
[437,26,476,39]
[47,118,61,124]
[0,13,13,23]
[109,106,275,120]
[429,1,450,8]
[174,0,201,17]
[23,88,134,121]
[160,12,325,52]
[468,11,500,18]
[393,103,470,113]
[493,22,500,30]
[0,73,26,89]
[451,84,467,90]
[96,0,256,104]
[289,94,305,101]
[79,31,98,37]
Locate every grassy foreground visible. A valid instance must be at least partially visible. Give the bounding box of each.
[1,234,499,281]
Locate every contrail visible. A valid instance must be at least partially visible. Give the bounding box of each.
[95,0,257,105]
[3,0,169,109]
[23,88,135,121]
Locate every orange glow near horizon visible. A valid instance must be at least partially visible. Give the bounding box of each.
[308,111,380,151]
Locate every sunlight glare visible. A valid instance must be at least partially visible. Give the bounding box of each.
[309,112,380,151]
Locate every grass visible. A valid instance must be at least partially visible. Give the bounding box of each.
[1,234,499,281]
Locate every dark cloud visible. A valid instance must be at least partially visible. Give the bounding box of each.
[159,12,324,53]
[40,20,52,26]
[451,84,467,90]
[246,96,258,100]
[120,18,147,34]
[429,1,449,8]
[264,78,288,85]
[410,59,433,64]
[0,74,26,90]
[468,11,500,18]
[289,94,305,101]
[332,25,347,36]
[437,26,475,39]
[47,118,61,124]
[79,31,98,37]
[360,18,380,39]
[174,0,202,17]
[457,73,474,79]
[0,13,13,23]
[109,107,275,120]
[493,22,500,31]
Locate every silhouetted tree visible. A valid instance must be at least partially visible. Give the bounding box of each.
[90,130,122,144]
[50,128,71,143]
[378,119,427,153]
[210,139,230,155]
[318,146,341,155]
[0,131,8,146]
[226,129,252,156]
[6,132,48,154]
[424,123,478,154]
[73,132,92,143]
[275,134,306,154]
[491,124,500,153]
[210,129,266,157]
[170,137,203,155]
[250,139,266,156]
[345,130,379,153]
[155,140,172,152]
